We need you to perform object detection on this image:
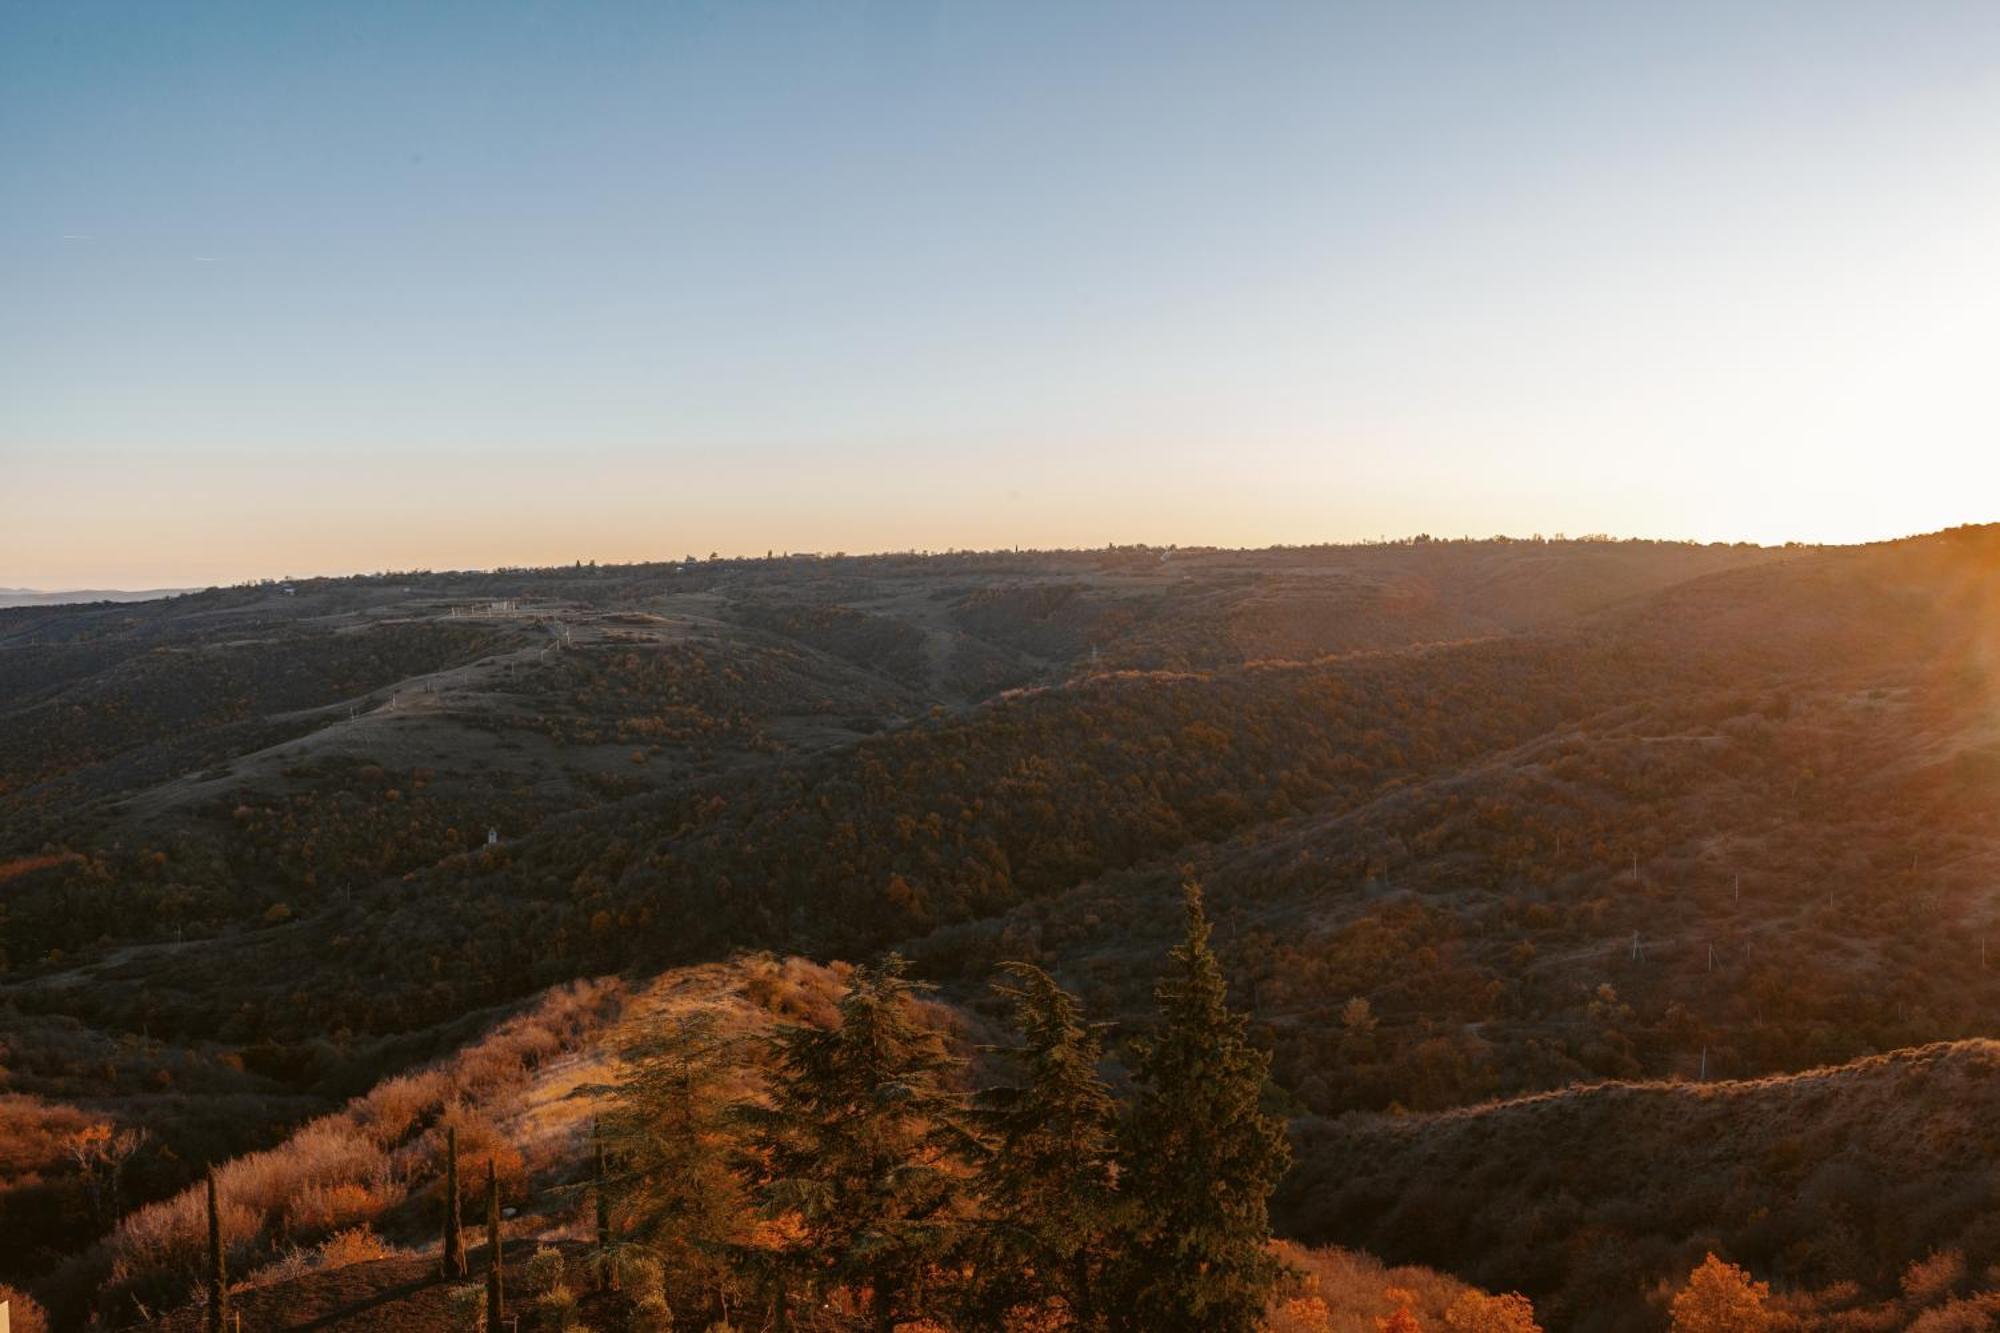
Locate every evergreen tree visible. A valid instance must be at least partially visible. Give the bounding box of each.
[1112,882,1291,1333]
[738,955,974,1332]
[602,1010,747,1316]
[968,961,1121,1330]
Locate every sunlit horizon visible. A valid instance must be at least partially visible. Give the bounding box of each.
[7,2,1999,588]
[9,513,1989,595]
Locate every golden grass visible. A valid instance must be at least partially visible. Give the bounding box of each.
[85,976,625,1317]
[77,956,856,1324]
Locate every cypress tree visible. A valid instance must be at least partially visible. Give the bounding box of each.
[485,1158,504,1329]
[205,1167,227,1333]
[738,955,974,1333]
[442,1125,466,1278]
[968,961,1120,1330]
[1112,883,1291,1333]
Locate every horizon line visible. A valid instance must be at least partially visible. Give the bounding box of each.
[12,522,1992,599]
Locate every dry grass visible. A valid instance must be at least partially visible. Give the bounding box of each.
[71,957,856,1326]
[79,977,625,1320]
[82,949,1527,1332]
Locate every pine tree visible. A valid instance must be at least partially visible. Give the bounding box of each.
[603,1010,748,1316]
[485,1158,504,1330]
[1111,882,1291,1333]
[968,961,1121,1330]
[442,1124,466,1278]
[205,1167,227,1333]
[738,955,974,1332]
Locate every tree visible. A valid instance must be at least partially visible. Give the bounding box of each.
[603,1010,749,1315]
[64,1123,145,1230]
[0,1283,51,1333]
[968,961,1122,1329]
[737,955,974,1332]
[1445,1290,1542,1333]
[1112,882,1292,1333]
[1379,1302,1424,1333]
[205,1168,227,1333]
[1668,1253,1771,1333]
[442,1124,466,1278]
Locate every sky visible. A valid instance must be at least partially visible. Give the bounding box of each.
[4,1,1999,588]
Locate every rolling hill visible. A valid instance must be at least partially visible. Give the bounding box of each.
[5,528,1998,1328]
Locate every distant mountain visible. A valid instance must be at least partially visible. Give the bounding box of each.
[0,585,202,608]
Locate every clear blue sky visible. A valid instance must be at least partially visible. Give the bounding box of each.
[5,1,1998,586]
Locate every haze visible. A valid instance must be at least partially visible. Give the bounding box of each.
[4,1,1999,588]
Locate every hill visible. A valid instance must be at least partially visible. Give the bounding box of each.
[6,528,1999,1326]
[0,589,202,610]
[1282,1040,2000,1330]
[61,954,1494,1331]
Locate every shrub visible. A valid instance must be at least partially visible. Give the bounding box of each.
[447,1280,487,1331]
[624,1254,672,1331]
[315,1225,394,1269]
[1266,1242,1484,1331]
[1669,1254,1772,1333]
[1443,1291,1542,1333]
[1908,1299,2000,1333]
[284,1180,382,1234]
[241,1248,314,1289]
[537,1280,580,1329]
[1903,1250,1969,1308]
[354,1069,453,1146]
[524,1244,566,1296]
[0,1283,51,1333]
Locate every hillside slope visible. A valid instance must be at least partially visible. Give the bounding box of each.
[77,955,1492,1333]
[1282,1040,2000,1330]
[5,530,1995,1319]
[913,527,2000,1112]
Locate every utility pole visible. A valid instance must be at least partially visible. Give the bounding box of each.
[486,1160,504,1329]
[594,1121,615,1292]
[206,1168,227,1333]
[442,1126,465,1278]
